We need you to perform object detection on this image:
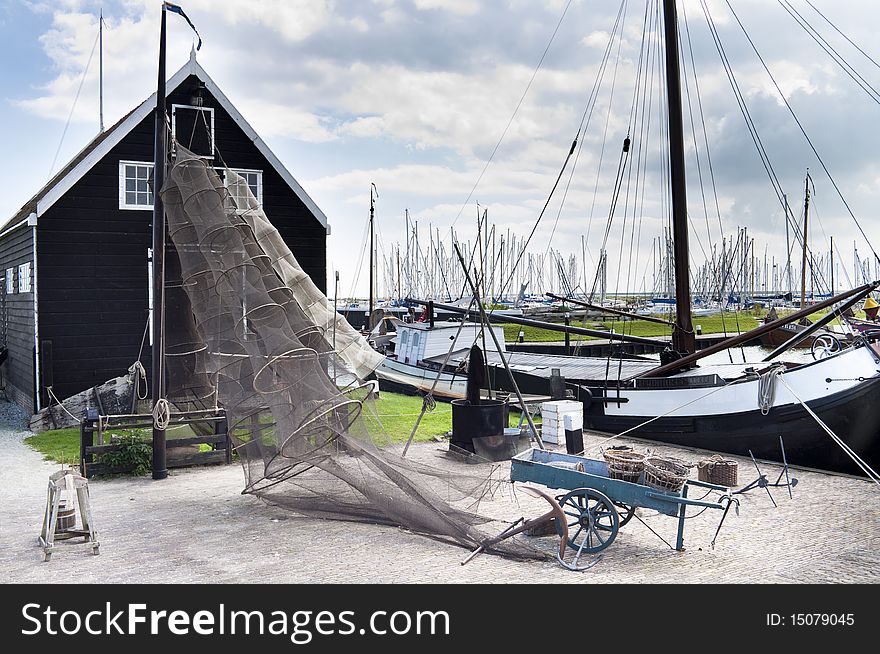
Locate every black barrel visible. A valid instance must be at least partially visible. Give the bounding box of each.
[451,399,507,454]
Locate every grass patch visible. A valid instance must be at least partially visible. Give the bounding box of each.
[25,424,202,467]
[500,310,791,342]
[25,428,81,467]
[25,392,488,463]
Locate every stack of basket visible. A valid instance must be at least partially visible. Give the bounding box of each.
[603,447,645,484]
[643,456,691,493]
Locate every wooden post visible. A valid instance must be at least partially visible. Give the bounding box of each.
[79,420,95,478]
[151,6,168,480]
[220,414,231,465]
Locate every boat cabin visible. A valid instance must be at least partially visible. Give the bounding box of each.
[391,320,506,366]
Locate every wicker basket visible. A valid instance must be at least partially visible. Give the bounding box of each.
[643,456,690,493]
[603,448,645,483]
[697,455,738,487]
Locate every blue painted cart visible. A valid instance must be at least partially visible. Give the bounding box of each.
[510,448,735,567]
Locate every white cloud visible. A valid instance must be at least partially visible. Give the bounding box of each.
[413,0,480,16]
[8,0,880,295]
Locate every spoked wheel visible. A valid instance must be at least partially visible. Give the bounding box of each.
[613,502,635,527]
[811,334,841,360]
[555,488,619,556]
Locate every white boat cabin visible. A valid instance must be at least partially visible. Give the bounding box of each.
[392,320,506,365]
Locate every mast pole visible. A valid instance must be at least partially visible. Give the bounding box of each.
[801,170,811,308]
[662,0,695,354]
[151,6,168,481]
[369,183,376,320]
[830,236,834,297]
[99,9,104,133]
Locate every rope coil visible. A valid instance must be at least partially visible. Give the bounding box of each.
[128,361,149,401]
[758,363,785,415]
[152,398,171,431]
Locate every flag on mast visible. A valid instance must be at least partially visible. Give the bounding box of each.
[163,2,202,50]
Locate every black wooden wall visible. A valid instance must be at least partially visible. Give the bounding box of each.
[35,74,327,404]
[0,224,35,409]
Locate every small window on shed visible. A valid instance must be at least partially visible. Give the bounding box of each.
[225,169,263,211]
[18,262,31,293]
[5,268,13,294]
[172,104,215,159]
[119,161,154,210]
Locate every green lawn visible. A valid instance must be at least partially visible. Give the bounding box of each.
[25,427,82,467]
[26,392,528,465]
[498,306,864,342]
[501,312,763,342]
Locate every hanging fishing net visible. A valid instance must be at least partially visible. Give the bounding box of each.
[159,146,542,558]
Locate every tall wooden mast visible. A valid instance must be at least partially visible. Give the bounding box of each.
[369,183,377,320]
[800,171,811,308]
[662,0,695,354]
[151,6,168,480]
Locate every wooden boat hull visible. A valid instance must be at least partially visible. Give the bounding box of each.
[479,344,880,475]
[581,375,880,475]
[373,358,466,400]
[758,322,815,348]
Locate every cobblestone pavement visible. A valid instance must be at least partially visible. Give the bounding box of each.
[1,421,877,584]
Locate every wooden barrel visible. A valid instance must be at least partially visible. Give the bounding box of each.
[55,501,76,532]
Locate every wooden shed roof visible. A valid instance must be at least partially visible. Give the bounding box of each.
[1,50,329,236]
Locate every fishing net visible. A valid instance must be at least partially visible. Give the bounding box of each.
[159,146,542,558]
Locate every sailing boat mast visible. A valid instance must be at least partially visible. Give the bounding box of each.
[800,170,811,308]
[369,183,378,319]
[662,0,695,354]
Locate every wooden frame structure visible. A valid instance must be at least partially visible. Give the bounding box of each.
[79,409,230,478]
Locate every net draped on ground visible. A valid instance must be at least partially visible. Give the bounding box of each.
[159,147,542,558]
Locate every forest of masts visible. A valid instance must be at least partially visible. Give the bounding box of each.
[363,212,878,309]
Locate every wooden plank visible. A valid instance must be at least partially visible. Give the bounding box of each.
[167,450,227,469]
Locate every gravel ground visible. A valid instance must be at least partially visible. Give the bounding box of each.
[0,400,29,431]
[1,400,878,584]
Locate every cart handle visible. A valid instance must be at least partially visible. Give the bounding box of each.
[645,490,727,510]
[685,478,729,492]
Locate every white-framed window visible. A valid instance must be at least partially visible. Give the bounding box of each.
[18,262,31,293]
[172,104,215,159]
[411,331,421,361]
[225,168,263,210]
[119,161,154,210]
[5,267,13,294]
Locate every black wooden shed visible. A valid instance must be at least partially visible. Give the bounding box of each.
[0,52,330,413]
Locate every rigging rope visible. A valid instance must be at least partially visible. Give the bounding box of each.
[778,0,880,105]
[724,0,880,267]
[805,0,880,73]
[448,0,574,231]
[49,27,100,179]
[776,376,880,486]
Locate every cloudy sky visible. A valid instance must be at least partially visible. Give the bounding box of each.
[2,0,880,298]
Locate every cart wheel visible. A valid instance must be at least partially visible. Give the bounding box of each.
[613,502,635,527]
[555,488,619,555]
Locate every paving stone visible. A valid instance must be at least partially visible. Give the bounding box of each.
[1,421,877,583]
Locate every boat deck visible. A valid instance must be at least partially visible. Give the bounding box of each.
[424,350,660,384]
[424,350,770,385]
